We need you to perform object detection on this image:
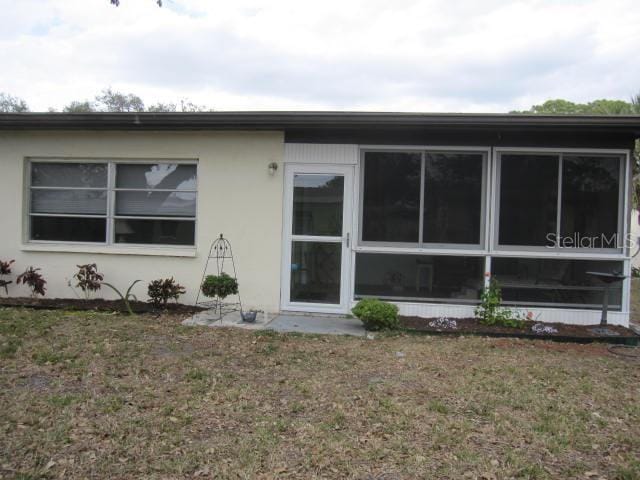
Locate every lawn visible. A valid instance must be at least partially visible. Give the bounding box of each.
[630,278,640,328]
[0,308,639,479]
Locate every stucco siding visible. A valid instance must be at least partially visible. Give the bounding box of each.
[0,130,285,312]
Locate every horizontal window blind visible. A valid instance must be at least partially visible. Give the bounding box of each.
[31,190,108,215]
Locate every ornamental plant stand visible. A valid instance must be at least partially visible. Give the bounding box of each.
[586,270,626,335]
[196,234,243,320]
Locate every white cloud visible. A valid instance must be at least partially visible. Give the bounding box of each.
[0,0,638,112]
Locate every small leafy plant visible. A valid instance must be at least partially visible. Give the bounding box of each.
[74,264,104,299]
[16,266,47,297]
[351,298,399,331]
[201,273,238,299]
[103,280,141,315]
[147,277,186,308]
[0,259,14,295]
[475,278,525,328]
[0,259,14,276]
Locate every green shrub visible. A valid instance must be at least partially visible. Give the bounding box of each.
[201,273,238,299]
[351,298,399,331]
[475,278,525,328]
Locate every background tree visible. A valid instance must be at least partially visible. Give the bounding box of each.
[512,98,637,115]
[0,93,29,113]
[61,90,211,113]
[96,88,145,112]
[63,100,96,113]
[146,102,177,112]
[177,99,209,112]
[515,94,640,210]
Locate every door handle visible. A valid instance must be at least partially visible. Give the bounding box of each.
[345,232,350,248]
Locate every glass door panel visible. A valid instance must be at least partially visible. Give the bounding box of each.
[290,241,342,303]
[283,166,353,312]
[293,174,344,236]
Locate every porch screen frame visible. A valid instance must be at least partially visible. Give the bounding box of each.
[351,145,632,313]
[357,146,491,251]
[492,147,629,255]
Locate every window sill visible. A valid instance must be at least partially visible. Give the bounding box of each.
[21,243,197,258]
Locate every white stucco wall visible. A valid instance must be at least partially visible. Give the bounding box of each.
[0,130,285,312]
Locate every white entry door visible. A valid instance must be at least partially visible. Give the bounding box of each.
[281,164,354,313]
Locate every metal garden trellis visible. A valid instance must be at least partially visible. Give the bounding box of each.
[195,234,243,319]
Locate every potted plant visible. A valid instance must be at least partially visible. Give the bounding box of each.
[201,272,239,300]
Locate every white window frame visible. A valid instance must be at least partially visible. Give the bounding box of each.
[357,146,491,252]
[492,147,629,255]
[25,157,198,250]
[27,158,109,246]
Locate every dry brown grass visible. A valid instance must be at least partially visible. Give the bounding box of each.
[630,278,640,328]
[1,307,639,479]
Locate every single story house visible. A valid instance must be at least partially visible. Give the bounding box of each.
[1,112,639,326]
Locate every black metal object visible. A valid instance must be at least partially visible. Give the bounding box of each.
[0,280,11,295]
[195,234,243,320]
[586,271,626,335]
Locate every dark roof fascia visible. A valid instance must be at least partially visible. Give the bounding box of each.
[1,112,639,134]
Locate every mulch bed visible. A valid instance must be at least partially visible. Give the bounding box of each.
[400,316,640,345]
[0,297,205,315]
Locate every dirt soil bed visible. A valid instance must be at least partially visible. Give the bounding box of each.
[0,296,205,314]
[400,316,639,343]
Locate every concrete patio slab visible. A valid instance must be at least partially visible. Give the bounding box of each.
[182,310,367,337]
[182,310,275,330]
[267,314,366,337]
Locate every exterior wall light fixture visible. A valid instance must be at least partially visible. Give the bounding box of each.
[268,162,278,175]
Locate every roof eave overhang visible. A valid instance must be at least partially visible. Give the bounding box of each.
[0,112,639,135]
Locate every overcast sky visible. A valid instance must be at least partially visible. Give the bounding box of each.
[1,0,639,112]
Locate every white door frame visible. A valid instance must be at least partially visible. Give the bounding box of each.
[280,163,355,314]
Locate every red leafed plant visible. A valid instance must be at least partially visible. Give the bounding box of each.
[17,266,47,297]
[0,259,14,276]
[147,277,186,308]
[74,263,104,299]
[0,259,15,295]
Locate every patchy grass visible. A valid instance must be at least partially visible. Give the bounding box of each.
[630,278,640,328]
[0,307,639,479]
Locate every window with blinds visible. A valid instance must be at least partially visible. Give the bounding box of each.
[28,160,197,246]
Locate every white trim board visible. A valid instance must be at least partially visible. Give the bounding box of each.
[284,143,358,165]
